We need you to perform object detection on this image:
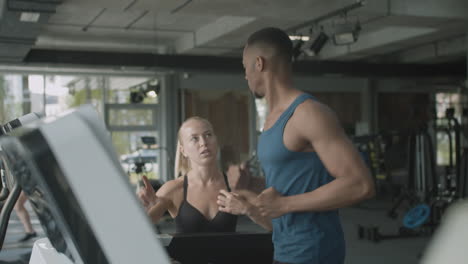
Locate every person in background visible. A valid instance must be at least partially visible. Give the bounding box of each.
[14,191,37,242]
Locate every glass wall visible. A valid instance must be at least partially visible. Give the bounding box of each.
[0,73,162,184]
[0,75,28,123]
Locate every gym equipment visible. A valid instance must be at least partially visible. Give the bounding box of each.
[0,105,170,263]
[352,132,404,198]
[403,204,430,229]
[409,128,437,202]
[357,225,421,243]
[0,112,42,201]
[0,112,43,136]
[0,112,43,248]
[359,107,468,244]
[352,135,381,199]
[386,128,436,220]
[460,148,468,198]
[165,232,273,264]
[436,108,461,201]
[357,126,441,243]
[31,232,273,264]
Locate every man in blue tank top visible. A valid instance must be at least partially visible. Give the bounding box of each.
[240,27,375,264]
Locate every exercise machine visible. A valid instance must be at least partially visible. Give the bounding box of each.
[359,108,468,243]
[0,105,170,263]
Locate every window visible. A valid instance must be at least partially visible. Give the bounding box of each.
[0,73,162,183]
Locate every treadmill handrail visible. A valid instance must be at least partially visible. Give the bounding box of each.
[0,183,21,250]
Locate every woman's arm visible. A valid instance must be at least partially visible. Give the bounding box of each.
[147,197,172,224]
[217,189,272,231]
[138,176,178,224]
[137,176,158,210]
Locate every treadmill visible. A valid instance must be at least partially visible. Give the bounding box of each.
[0,106,170,264]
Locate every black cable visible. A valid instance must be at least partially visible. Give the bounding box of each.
[171,0,193,14]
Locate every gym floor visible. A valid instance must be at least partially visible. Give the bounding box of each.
[0,198,430,264]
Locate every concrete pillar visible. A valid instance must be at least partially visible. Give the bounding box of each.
[358,79,378,135]
[159,74,180,182]
[85,77,92,104]
[22,75,31,114]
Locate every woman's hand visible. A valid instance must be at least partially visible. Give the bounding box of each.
[217,189,250,215]
[218,189,273,231]
[137,175,158,211]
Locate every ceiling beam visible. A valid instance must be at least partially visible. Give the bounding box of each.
[175,15,255,54]
[318,26,437,60]
[36,34,169,53]
[24,49,466,79]
[0,0,5,19]
[365,0,468,19]
[395,36,466,63]
[7,0,60,13]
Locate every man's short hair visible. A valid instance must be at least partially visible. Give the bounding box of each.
[247,27,293,63]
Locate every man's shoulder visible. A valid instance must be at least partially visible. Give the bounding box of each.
[296,96,329,113]
[292,97,333,123]
[291,97,340,137]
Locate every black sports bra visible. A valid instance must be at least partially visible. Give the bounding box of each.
[174,174,237,233]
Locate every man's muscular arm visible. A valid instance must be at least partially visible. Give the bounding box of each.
[256,100,375,218]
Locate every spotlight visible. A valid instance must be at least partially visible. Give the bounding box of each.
[145,79,160,98]
[129,78,160,104]
[332,21,361,45]
[304,31,329,57]
[146,90,157,98]
[130,90,145,104]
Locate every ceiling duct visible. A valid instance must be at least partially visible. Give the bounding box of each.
[0,0,63,63]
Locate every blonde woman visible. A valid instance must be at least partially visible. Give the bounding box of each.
[138,117,271,233]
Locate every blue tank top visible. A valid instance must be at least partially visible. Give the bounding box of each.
[258,93,345,264]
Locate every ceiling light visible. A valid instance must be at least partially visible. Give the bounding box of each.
[130,90,145,104]
[289,35,310,41]
[145,79,160,98]
[129,79,160,103]
[20,12,40,23]
[146,90,157,98]
[332,21,361,45]
[304,31,329,56]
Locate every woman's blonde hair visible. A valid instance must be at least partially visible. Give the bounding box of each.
[174,116,214,177]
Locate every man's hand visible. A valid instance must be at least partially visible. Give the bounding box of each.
[256,187,287,218]
[217,190,249,215]
[137,175,158,211]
